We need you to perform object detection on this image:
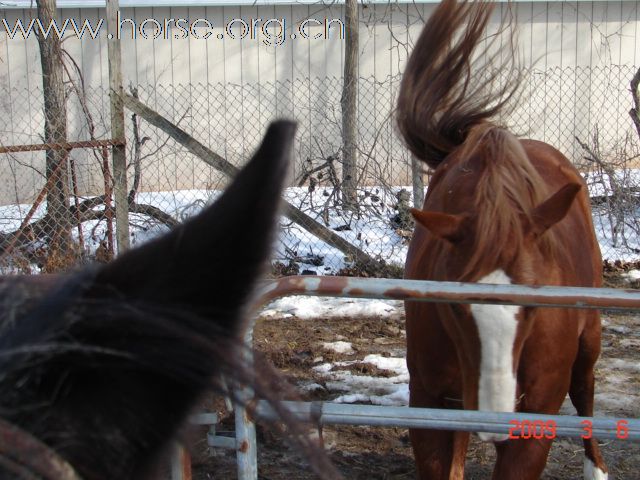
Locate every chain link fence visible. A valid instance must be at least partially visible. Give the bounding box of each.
[0,65,639,275]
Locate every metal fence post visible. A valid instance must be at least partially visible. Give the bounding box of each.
[235,328,258,479]
[170,443,192,480]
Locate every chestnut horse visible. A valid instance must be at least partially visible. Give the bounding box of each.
[0,122,338,480]
[397,1,606,479]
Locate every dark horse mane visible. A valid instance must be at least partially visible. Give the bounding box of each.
[0,121,340,480]
[396,0,562,279]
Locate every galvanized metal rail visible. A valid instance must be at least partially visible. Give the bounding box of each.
[254,401,640,441]
[175,276,640,480]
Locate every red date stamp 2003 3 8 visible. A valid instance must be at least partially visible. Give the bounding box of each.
[507,419,630,440]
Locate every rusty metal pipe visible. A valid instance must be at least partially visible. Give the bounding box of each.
[255,275,640,311]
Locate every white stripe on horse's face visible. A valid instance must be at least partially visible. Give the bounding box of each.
[470,269,521,442]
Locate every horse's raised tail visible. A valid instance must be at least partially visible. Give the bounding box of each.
[396,0,521,169]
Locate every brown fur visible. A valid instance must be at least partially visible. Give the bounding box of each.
[456,124,558,280]
[398,1,606,478]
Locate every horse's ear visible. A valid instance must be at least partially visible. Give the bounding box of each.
[530,182,581,236]
[410,208,466,242]
[91,120,295,332]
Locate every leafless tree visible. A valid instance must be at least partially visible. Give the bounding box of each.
[36,0,73,270]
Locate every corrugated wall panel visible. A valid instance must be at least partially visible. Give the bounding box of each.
[0,2,638,203]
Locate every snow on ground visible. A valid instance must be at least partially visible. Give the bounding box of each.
[3,181,637,273]
[278,186,409,273]
[623,270,640,281]
[322,341,355,355]
[260,296,403,320]
[263,296,639,414]
[311,354,409,406]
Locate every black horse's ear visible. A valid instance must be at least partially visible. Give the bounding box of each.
[91,120,295,332]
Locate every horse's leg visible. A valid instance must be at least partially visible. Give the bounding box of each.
[569,315,608,479]
[406,303,468,480]
[491,438,553,480]
[409,381,470,480]
[491,317,576,480]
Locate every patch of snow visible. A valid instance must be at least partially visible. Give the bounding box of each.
[322,341,355,355]
[623,270,640,280]
[604,325,631,334]
[604,358,640,373]
[260,296,402,320]
[310,355,409,406]
[300,382,325,392]
[259,309,294,319]
[333,393,370,404]
[334,384,410,407]
[362,354,407,375]
[312,363,335,374]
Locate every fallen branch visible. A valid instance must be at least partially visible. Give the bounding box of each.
[122,93,383,273]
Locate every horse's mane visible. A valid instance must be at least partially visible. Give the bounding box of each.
[0,121,343,480]
[396,0,521,169]
[396,0,562,279]
[457,124,557,280]
[0,283,333,480]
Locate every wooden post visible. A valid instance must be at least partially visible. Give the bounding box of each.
[36,0,73,265]
[106,0,130,253]
[341,0,359,212]
[411,156,424,208]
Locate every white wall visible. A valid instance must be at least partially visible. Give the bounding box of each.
[0,1,638,203]
[2,2,637,88]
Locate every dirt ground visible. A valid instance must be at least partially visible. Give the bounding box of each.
[189,306,640,479]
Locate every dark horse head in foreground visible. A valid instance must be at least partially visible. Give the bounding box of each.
[0,121,337,480]
[398,1,606,479]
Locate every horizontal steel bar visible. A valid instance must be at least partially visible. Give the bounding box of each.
[254,401,640,442]
[207,432,236,449]
[256,276,640,311]
[190,413,219,425]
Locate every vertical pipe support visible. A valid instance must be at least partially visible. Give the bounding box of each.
[235,327,258,479]
[170,443,192,480]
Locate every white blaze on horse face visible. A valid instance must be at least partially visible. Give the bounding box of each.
[470,269,520,442]
[584,458,608,480]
